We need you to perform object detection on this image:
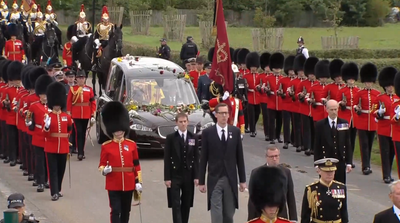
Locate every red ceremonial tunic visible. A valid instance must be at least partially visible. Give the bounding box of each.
[43,111,73,154]
[287,77,301,114]
[265,74,283,110]
[296,79,318,116]
[66,85,96,119]
[0,82,7,120]
[29,102,48,147]
[189,70,206,90]
[18,92,30,132]
[244,72,261,105]
[353,88,380,131]
[258,72,270,104]
[391,99,400,142]
[23,93,40,136]
[309,83,328,121]
[4,39,25,61]
[277,76,292,112]
[375,93,399,137]
[15,88,28,131]
[336,85,359,126]
[5,85,23,126]
[247,216,291,223]
[209,95,245,134]
[62,42,73,67]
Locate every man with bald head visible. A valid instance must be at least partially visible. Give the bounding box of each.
[314,99,353,183]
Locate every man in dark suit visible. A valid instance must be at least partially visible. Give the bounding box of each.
[164,112,200,223]
[314,99,353,184]
[199,102,246,223]
[373,180,400,223]
[247,146,297,222]
[197,62,212,102]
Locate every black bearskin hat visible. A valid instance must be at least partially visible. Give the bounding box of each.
[293,54,306,72]
[315,60,330,79]
[245,52,260,70]
[269,52,284,70]
[304,57,319,76]
[2,60,11,83]
[101,101,130,138]
[284,55,295,75]
[7,23,18,37]
[34,74,54,96]
[229,47,234,62]
[378,66,397,89]
[67,24,74,40]
[249,166,287,212]
[237,48,250,64]
[21,65,34,89]
[341,62,359,82]
[29,67,47,88]
[395,72,400,97]
[7,61,23,81]
[329,59,344,80]
[0,60,7,82]
[360,63,378,83]
[233,48,241,64]
[260,52,271,70]
[208,47,214,62]
[46,81,67,110]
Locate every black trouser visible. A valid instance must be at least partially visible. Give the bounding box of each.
[292,113,302,147]
[349,123,357,159]
[1,121,7,157]
[74,119,89,156]
[7,124,18,162]
[19,130,26,168]
[26,133,34,175]
[378,135,395,179]
[108,190,134,223]
[267,109,282,140]
[260,103,269,136]
[170,170,194,223]
[301,115,314,151]
[334,161,347,184]
[69,123,76,153]
[244,104,249,130]
[31,35,44,62]
[72,36,88,64]
[282,111,291,143]
[247,104,260,133]
[393,141,400,179]
[0,120,3,156]
[358,130,376,169]
[34,146,47,185]
[46,153,67,196]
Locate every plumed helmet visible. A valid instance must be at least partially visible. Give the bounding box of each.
[237,48,250,65]
[46,82,67,110]
[101,101,130,138]
[79,4,86,18]
[360,63,378,83]
[2,60,11,83]
[7,61,23,81]
[245,52,260,70]
[34,74,54,96]
[269,52,284,70]
[341,62,359,82]
[46,0,52,11]
[21,64,34,89]
[293,54,306,73]
[67,25,74,40]
[304,57,319,76]
[208,47,214,62]
[315,60,330,79]
[101,5,109,20]
[260,52,271,70]
[249,166,287,212]
[378,66,397,90]
[232,48,241,64]
[329,59,344,80]
[7,23,18,37]
[37,4,43,19]
[283,55,295,75]
[29,67,47,88]
[12,0,18,9]
[395,72,400,97]
[31,0,37,10]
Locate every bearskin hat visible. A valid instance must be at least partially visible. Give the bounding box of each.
[208,47,214,62]
[329,59,344,80]
[360,63,378,83]
[304,57,319,76]
[46,81,67,110]
[67,24,74,40]
[284,55,295,75]
[245,52,260,70]
[29,67,47,88]
[341,62,359,82]
[315,60,330,79]
[0,60,7,82]
[7,23,18,37]
[395,72,400,97]
[101,101,130,138]
[21,65,34,89]
[249,166,287,212]
[378,66,397,89]
[7,61,23,81]
[2,60,11,83]
[229,47,234,62]
[237,48,250,65]
[35,74,53,96]
[259,52,271,70]
[269,52,284,70]
[233,48,241,64]
[293,54,306,72]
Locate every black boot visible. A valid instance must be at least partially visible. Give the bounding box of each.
[37,184,44,192]
[28,174,34,181]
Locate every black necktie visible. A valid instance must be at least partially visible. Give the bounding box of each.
[332,121,335,130]
[181,133,185,143]
[221,129,226,143]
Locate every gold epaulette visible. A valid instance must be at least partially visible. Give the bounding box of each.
[102,140,112,146]
[306,180,319,187]
[333,180,345,185]
[278,217,291,222]
[247,218,259,223]
[126,139,135,143]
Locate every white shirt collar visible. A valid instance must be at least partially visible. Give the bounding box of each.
[393,205,400,220]
[216,124,228,133]
[328,116,337,126]
[178,129,187,137]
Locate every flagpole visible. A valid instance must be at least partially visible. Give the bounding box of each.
[212,0,218,36]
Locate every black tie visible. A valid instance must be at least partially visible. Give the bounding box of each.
[181,133,185,143]
[221,129,226,143]
[332,121,335,130]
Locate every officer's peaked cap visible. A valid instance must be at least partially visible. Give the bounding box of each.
[340,62,359,82]
[304,57,319,76]
[269,52,284,70]
[35,74,54,96]
[233,48,241,64]
[293,54,306,73]
[207,47,214,62]
[315,60,330,79]
[378,66,397,89]
[29,67,48,88]
[283,55,295,75]
[249,166,287,212]
[237,48,250,64]
[47,81,67,110]
[7,193,25,208]
[101,101,130,138]
[21,64,34,89]
[360,62,378,83]
[7,61,23,81]
[329,59,344,80]
[245,52,260,70]
[260,52,271,69]
[394,72,400,97]
[7,23,18,37]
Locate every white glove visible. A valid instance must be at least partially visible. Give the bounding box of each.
[222,91,229,101]
[378,105,386,115]
[44,116,51,129]
[241,134,243,140]
[25,120,32,126]
[94,39,101,49]
[22,60,26,64]
[53,20,58,26]
[71,36,78,43]
[135,183,142,192]
[102,165,112,176]
[396,106,400,119]
[90,117,96,125]
[12,100,17,106]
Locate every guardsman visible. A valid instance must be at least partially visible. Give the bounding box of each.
[30,6,45,64]
[232,48,241,68]
[7,0,20,23]
[296,57,319,156]
[244,52,261,137]
[308,60,330,126]
[92,5,113,71]
[337,63,359,169]
[70,4,92,68]
[20,3,29,23]
[28,74,53,192]
[375,67,398,183]
[279,55,295,149]
[29,0,38,21]
[98,101,143,223]
[66,69,96,161]
[1,3,9,23]
[44,0,62,50]
[62,25,73,67]
[247,166,290,223]
[323,59,345,117]
[288,55,306,152]
[392,72,400,180]
[43,81,73,201]
[301,158,348,223]
[0,60,11,163]
[189,56,206,90]
[353,63,379,175]
[258,52,271,141]
[296,36,309,59]
[264,52,284,144]
[0,0,4,14]
[4,23,25,62]
[0,59,6,160]
[237,48,250,131]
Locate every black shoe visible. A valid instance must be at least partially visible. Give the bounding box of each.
[37,184,44,192]
[44,183,50,189]
[23,170,28,176]
[264,136,270,141]
[310,150,314,155]
[270,140,275,144]
[296,147,302,152]
[10,161,16,166]
[58,192,63,197]
[3,158,10,163]
[0,154,4,159]
[83,155,86,159]
[362,167,372,175]
[384,177,391,184]
[19,165,24,170]
[72,150,78,154]
[78,155,83,161]
[283,143,289,149]
[51,194,59,201]
[16,159,22,164]
[304,149,311,156]
[352,164,355,168]
[28,175,34,181]
[277,139,283,143]
[245,129,250,133]
[32,180,38,186]
[250,132,256,138]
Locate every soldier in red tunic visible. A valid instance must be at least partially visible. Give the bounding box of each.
[4,23,26,62]
[43,81,73,201]
[188,56,206,90]
[237,48,250,131]
[308,60,330,125]
[247,166,290,223]
[374,67,398,183]
[353,63,380,175]
[323,59,345,108]
[98,101,142,223]
[391,72,400,179]
[62,25,74,67]
[258,52,271,141]
[0,59,9,160]
[244,52,261,137]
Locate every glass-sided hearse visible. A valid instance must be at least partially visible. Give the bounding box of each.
[95,55,214,149]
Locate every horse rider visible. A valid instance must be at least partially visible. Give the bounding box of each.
[0,0,4,14]
[92,5,113,72]
[8,0,21,24]
[30,0,38,21]
[44,0,62,50]
[30,6,46,64]
[1,2,9,24]
[70,4,92,69]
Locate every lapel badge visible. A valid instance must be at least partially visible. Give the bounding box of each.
[229,132,232,139]
[124,145,129,151]
[188,139,195,146]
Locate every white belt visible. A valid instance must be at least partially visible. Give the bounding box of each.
[78,34,86,38]
[360,110,371,114]
[269,92,275,95]
[35,124,42,129]
[383,116,390,120]
[248,89,254,92]
[315,102,323,106]
[35,34,44,36]
[346,106,352,110]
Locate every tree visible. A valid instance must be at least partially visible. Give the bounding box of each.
[364,0,391,26]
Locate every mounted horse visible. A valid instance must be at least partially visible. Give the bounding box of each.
[31,22,58,66]
[15,21,30,63]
